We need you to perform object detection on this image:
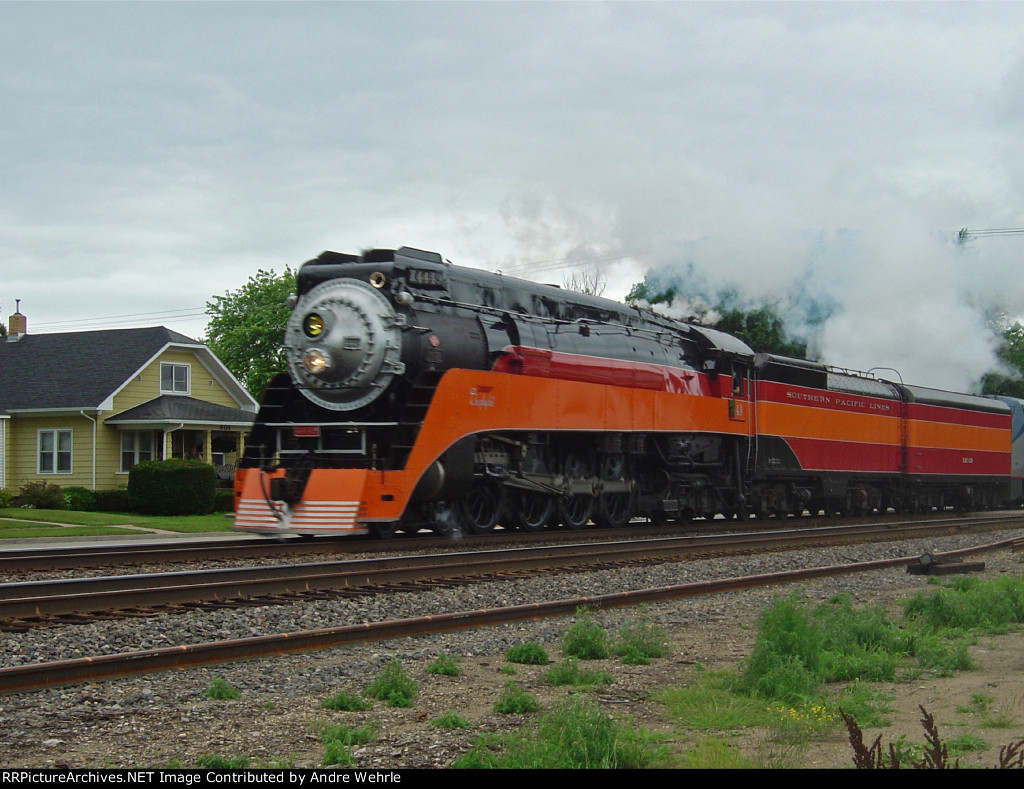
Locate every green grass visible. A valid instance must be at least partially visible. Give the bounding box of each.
[203,677,241,700]
[677,736,759,769]
[455,695,665,768]
[364,658,417,708]
[562,608,611,660]
[657,576,1024,755]
[431,710,472,729]
[425,654,462,676]
[0,508,232,535]
[321,691,371,712]
[319,722,378,767]
[543,657,614,687]
[612,614,669,665]
[505,641,550,665]
[494,681,541,714]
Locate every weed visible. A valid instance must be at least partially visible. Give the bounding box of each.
[945,733,989,755]
[494,681,541,714]
[500,664,517,675]
[431,710,472,729]
[364,658,417,708]
[195,754,250,768]
[321,722,377,746]
[612,616,668,663]
[562,608,610,660]
[426,654,462,676]
[834,682,894,728]
[658,669,775,730]
[505,641,550,665]
[769,702,840,741]
[456,695,664,768]
[544,657,613,687]
[322,691,371,712]
[679,736,758,769]
[320,722,377,767]
[203,678,240,700]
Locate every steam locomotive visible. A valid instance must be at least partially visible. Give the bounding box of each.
[233,246,1024,537]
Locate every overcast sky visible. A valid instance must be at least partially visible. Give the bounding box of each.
[4,1,1024,391]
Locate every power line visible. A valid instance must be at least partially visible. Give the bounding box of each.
[958,227,1024,243]
[29,308,208,333]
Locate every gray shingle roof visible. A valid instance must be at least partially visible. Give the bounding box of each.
[105,395,255,425]
[0,326,202,413]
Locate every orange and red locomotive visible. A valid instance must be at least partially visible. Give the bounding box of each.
[233,247,1019,537]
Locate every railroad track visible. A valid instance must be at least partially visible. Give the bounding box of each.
[3,530,1022,695]
[3,513,1021,627]
[4,509,1022,574]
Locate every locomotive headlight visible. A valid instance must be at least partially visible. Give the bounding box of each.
[303,313,325,338]
[302,348,331,375]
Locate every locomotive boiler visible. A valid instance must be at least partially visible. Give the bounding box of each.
[233,246,1019,537]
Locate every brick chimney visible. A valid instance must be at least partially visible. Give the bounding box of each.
[7,299,26,340]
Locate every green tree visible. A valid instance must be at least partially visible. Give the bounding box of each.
[714,305,807,358]
[626,281,807,359]
[205,268,296,398]
[981,321,1024,398]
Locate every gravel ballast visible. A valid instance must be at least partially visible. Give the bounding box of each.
[2,527,1023,768]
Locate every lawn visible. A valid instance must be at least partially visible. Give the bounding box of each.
[0,508,234,538]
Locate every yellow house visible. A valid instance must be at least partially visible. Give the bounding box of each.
[0,311,257,493]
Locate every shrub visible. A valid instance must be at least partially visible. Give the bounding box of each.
[203,677,240,700]
[321,691,370,712]
[92,489,131,513]
[62,486,96,511]
[612,615,669,664]
[544,657,613,687]
[562,608,610,660]
[456,695,663,768]
[213,489,235,512]
[426,654,462,676]
[431,710,471,729]
[129,459,217,515]
[735,593,822,703]
[0,488,13,508]
[13,481,65,510]
[320,723,377,767]
[364,658,417,708]
[494,681,541,714]
[505,642,550,665]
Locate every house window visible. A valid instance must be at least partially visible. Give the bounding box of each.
[120,431,156,472]
[160,363,190,394]
[38,429,72,474]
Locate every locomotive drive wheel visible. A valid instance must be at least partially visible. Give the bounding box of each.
[458,481,505,534]
[369,522,399,538]
[560,495,594,530]
[508,491,555,532]
[559,451,594,530]
[594,489,635,528]
[593,454,635,528]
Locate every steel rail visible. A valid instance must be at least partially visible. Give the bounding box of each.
[4,511,1021,573]
[2,515,1020,621]
[1,537,1017,695]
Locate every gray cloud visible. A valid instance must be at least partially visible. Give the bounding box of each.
[3,2,1024,391]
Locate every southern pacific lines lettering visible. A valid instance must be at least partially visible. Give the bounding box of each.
[785,390,891,413]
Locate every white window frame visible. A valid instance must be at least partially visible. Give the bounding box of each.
[119,430,157,473]
[38,428,73,475]
[160,362,190,395]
